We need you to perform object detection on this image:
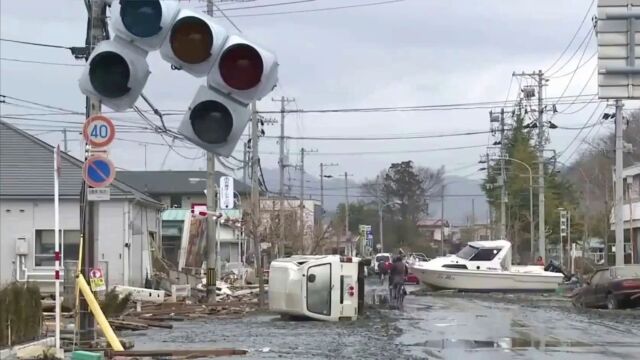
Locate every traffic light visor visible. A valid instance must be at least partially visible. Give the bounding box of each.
[89,51,131,98]
[120,0,163,38]
[190,100,233,144]
[219,44,264,91]
[170,16,213,64]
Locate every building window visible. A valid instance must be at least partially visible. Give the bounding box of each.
[169,195,182,208]
[35,229,81,267]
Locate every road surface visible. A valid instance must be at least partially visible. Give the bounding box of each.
[128,282,640,359]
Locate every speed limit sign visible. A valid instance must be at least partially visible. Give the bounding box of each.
[83,115,116,148]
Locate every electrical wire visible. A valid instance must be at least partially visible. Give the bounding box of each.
[0,57,83,67]
[0,38,72,49]
[557,102,607,160]
[206,0,316,12]
[543,0,595,74]
[214,0,406,18]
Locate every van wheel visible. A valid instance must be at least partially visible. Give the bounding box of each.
[607,294,619,310]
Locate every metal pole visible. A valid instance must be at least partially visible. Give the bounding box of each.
[537,70,546,261]
[278,96,286,257]
[250,101,265,307]
[529,173,534,261]
[63,128,69,153]
[615,99,625,266]
[559,212,564,268]
[441,185,446,256]
[299,148,305,252]
[500,108,507,240]
[53,146,61,352]
[205,152,217,303]
[568,211,572,272]
[378,202,383,253]
[242,142,248,185]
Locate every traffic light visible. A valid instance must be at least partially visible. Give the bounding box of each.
[110,0,180,51]
[207,35,278,105]
[178,31,278,156]
[560,211,567,237]
[159,8,229,77]
[78,37,150,111]
[178,86,250,157]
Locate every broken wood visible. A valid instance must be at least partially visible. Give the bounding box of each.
[122,317,173,329]
[108,319,149,331]
[106,348,248,359]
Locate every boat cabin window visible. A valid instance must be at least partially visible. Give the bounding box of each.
[470,248,501,261]
[456,245,478,260]
[307,263,332,316]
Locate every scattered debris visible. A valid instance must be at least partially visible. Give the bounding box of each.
[105,348,248,359]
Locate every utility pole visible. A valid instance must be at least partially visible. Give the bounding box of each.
[615,99,625,266]
[80,0,106,342]
[344,172,351,255]
[319,162,338,212]
[204,0,218,304]
[62,128,69,153]
[299,148,305,252]
[250,101,265,307]
[498,108,506,240]
[242,141,248,185]
[514,70,546,260]
[273,96,293,257]
[440,185,446,256]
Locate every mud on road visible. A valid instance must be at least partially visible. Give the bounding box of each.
[129,282,640,359]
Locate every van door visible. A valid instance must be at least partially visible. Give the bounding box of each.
[305,262,333,320]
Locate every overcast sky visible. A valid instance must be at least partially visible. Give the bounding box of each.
[0,0,606,184]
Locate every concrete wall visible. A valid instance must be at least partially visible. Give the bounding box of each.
[0,198,161,291]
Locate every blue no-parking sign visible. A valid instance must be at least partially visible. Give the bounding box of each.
[83,155,115,188]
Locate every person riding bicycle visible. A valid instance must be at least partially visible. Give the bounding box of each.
[389,250,408,302]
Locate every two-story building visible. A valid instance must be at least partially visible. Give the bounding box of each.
[609,164,640,264]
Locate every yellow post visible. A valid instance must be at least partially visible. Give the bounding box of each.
[76,274,124,351]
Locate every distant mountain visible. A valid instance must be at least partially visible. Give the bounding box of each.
[260,169,488,226]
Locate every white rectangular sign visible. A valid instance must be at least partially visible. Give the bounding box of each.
[219,176,235,210]
[88,187,110,201]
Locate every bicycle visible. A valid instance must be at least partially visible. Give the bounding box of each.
[389,282,406,310]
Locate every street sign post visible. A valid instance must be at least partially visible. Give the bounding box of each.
[89,268,106,291]
[219,176,234,210]
[83,115,116,148]
[83,155,116,188]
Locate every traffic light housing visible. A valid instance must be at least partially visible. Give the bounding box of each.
[159,8,229,77]
[207,35,278,105]
[178,86,250,157]
[110,0,180,51]
[78,37,150,111]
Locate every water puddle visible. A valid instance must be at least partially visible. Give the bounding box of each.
[414,337,593,350]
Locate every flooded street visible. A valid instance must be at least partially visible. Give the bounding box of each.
[129,281,640,359]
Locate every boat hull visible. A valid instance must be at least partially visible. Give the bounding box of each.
[409,266,563,292]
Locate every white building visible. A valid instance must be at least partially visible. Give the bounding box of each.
[609,164,640,264]
[0,121,164,292]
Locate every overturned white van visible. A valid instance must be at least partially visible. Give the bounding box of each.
[268,255,368,321]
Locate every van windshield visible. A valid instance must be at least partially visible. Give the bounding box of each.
[375,255,390,263]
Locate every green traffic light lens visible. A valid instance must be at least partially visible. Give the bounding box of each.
[170,16,213,64]
[89,51,131,98]
[190,100,233,144]
[120,0,163,38]
[219,44,264,91]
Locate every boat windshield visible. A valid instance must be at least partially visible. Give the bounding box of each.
[613,265,640,279]
[456,245,478,260]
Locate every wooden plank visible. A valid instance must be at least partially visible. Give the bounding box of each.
[122,317,173,329]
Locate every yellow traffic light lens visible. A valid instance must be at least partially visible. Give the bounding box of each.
[190,100,233,144]
[219,44,263,90]
[89,51,131,98]
[120,0,162,38]
[170,16,213,64]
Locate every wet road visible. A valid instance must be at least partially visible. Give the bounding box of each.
[129,281,640,359]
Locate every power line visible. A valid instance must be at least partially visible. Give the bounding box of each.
[213,0,406,18]
[205,0,316,11]
[0,57,83,67]
[0,38,72,49]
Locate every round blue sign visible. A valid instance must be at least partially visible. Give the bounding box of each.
[83,155,115,188]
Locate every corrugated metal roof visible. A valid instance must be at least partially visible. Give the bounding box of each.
[162,209,189,221]
[0,120,162,206]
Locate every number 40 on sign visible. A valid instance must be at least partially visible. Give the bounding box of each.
[83,115,116,148]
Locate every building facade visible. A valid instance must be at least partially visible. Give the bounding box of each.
[0,121,164,292]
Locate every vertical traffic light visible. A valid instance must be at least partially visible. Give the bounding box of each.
[78,37,150,111]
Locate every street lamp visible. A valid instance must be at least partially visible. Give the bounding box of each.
[483,158,534,259]
[378,200,400,253]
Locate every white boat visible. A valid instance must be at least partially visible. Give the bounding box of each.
[408,240,564,292]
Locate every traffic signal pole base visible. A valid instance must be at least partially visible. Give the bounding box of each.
[206,267,216,303]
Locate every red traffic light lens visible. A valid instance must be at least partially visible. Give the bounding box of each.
[89,51,131,98]
[190,100,233,144]
[120,0,162,38]
[219,44,264,91]
[170,16,213,64]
